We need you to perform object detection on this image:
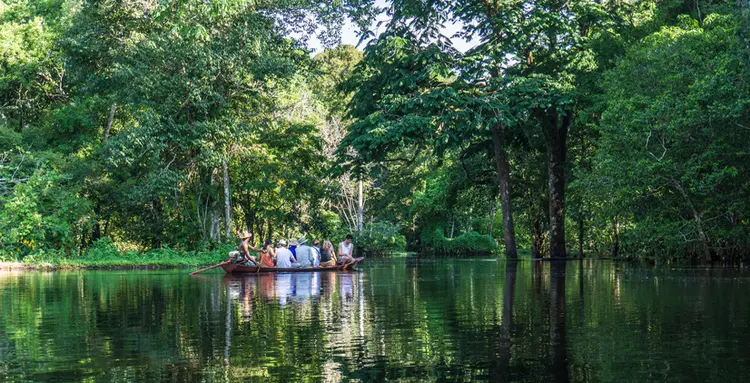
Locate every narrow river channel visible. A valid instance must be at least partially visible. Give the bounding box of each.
[1,259,748,382]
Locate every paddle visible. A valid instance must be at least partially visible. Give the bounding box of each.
[190,260,233,275]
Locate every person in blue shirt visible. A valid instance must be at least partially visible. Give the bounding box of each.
[288,238,299,261]
[291,238,316,268]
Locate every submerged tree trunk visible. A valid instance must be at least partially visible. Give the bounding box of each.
[490,260,518,379]
[223,160,231,240]
[538,111,571,259]
[578,200,585,258]
[357,179,363,233]
[549,261,569,382]
[491,123,518,259]
[612,217,620,258]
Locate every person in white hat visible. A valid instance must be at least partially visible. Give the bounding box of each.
[275,239,295,268]
[291,238,315,268]
[288,238,300,259]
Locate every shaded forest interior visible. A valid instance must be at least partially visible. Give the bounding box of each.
[1,0,748,262]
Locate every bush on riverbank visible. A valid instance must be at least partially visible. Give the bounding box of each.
[4,238,232,268]
[421,229,497,255]
[354,221,407,256]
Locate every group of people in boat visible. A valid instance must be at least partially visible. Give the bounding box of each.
[234,231,355,269]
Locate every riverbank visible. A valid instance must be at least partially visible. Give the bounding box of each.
[1,243,232,270]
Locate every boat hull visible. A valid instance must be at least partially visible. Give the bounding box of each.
[220,257,364,274]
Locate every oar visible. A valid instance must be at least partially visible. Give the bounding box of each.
[190,260,233,275]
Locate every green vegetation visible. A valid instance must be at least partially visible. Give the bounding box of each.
[339,0,750,262]
[1,0,748,264]
[8,238,232,268]
[354,221,407,256]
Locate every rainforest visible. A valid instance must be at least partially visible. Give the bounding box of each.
[1,0,749,265]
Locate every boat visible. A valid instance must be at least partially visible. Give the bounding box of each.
[220,257,364,274]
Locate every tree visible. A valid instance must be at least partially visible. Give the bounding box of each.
[592,14,750,261]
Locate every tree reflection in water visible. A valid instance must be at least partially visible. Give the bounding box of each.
[2,260,750,382]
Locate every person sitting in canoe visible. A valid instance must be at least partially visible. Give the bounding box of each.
[259,239,276,268]
[291,238,315,268]
[319,240,337,267]
[238,231,262,265]
[275,239,295,268]
[312,240,321,267]
[288,238,299,259]
[338,234,354,265]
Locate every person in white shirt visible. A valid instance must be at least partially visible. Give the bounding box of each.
[275,239,294,268]
[338,234,354,265]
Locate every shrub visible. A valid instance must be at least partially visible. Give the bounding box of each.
[354,221,407,256]
[421,228,496,255]
[0,167,92,258]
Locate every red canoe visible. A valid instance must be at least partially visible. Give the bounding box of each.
[221,257,364,274]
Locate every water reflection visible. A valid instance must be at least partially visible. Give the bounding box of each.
[549,261,568,383]
[1,261,750,382]
[228,272,328,308]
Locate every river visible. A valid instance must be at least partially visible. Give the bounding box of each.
[1,259,748,382]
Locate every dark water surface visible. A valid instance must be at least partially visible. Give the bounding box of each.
[1,259,749,382]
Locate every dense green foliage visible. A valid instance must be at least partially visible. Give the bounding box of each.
[354,221,407,256]
[1,0,748,263]
[337,0,750,262]
[0,0,391,261]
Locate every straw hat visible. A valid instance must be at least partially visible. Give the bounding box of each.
[278,239,287,246]
[289,238,300,246]
[298,238,308,245]
[238,231,252,240]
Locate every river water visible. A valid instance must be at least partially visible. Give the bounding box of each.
[1,259,748,382]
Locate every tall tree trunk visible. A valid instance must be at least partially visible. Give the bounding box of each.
[672,180,711,262]
[491,123,518,259]
[91,103,118,244]
[103,103,117,142]
[488,195,496,236]
[539,111,571,259]
[223,160,231,240]
[92,204,102,243]
[450,216,455,239]
[357,179,364,233]
[209,168,220,241]
[529,190,545,258]
[244,194,254,233]
[151,199,163,249]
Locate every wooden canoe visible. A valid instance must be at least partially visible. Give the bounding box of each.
[220,257,364,274]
